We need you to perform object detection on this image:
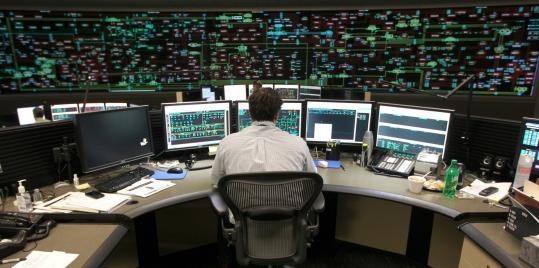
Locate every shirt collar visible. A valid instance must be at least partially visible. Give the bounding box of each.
[252,121,276,127]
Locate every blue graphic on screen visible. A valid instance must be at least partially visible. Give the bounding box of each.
[237,102,302,136]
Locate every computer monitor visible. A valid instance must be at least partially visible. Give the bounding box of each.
[299,86,322,99]
[78,103,105,113]
[51,104,79,121]
[105,103,128,110]
[273,84,299,99]
[236,100,304,137]
[224,85,247,101]
[248,84,274,96]
[17,105,44,125]
[376,103,453,158]
[305,100,373,145]
[74,106,154,173]
[201,86,215,101]
[162,101,232,151]
[515,117,539,180]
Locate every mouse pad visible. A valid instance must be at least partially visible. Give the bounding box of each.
[314,160,341,169]
[151,170,187,180]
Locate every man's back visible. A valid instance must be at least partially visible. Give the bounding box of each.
[211,121,315,184]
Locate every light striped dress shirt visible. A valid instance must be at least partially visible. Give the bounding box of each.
[211,121,316,185]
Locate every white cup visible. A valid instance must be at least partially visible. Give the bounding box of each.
[408,175,426,194]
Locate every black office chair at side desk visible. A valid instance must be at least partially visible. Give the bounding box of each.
[210,172,325,267]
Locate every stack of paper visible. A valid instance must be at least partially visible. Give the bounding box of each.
[117,178,175,197]
[459,180,511,202]
[14,250,78,268]
[35,192,131,213]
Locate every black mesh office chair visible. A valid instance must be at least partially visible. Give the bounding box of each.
[210,171,325,267]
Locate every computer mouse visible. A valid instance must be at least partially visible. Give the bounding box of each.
[167,167,184,174]
[126,200,139,205]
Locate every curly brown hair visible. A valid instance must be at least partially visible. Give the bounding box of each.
[248,87,282,121]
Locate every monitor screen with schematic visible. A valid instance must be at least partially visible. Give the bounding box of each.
[305,100,373,146]
[236,100,304,137]
[162,101,232,152]
[514,117,539,184]
[73,106,154,173]
[373,103,453,176]
[50,104,79,121]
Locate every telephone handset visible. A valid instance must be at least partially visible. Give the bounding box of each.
[0,213,33,229]
[370,150,416,177]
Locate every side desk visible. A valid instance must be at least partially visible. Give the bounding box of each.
[459,222,532,268]
[2,223,127,268]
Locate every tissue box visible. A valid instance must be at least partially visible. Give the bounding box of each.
[520,235,539,268]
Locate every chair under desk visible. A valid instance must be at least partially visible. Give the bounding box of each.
[3,157,507,267]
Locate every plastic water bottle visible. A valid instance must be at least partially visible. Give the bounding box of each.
[362,131,373,165]
[514,154,533,189]
[443,160,460,198]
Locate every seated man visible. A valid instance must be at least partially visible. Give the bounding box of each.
[32,107,50,123]
[211,86,316,185]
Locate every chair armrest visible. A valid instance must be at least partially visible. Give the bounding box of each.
[312,193,325,213]
[209,191,229,216]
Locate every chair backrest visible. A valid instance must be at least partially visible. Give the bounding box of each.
[218,171,323,266]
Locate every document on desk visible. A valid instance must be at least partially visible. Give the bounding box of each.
[459,179,511,202]
[36,192,131,213]
[117,178,175,197]
[13,250,78,268]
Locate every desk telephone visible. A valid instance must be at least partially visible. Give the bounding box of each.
[370,150,416,177]
[0,213,55,258]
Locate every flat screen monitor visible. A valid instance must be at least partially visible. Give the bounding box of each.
[376,103,453,158]
[248,84,274,95]
[105,103,128,110]
[17,105,44,125]
[236,100,304,137]
[224,85,247,101]
[78,103,105,113]
[299,86,322,99]
[306,100,373,145]
[515,117,539,180]
[273,84,299,99]
[201,86,215,101]
[51,104,79,121]
[163,101,232,151]
[74,106,154,173]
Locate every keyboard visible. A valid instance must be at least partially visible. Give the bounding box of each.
[95,167,154,193]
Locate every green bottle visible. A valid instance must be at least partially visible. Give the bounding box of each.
[443,159,460,198]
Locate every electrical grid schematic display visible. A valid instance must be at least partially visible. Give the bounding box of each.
[0,5,538,95]
[237,101,303,136]
[163,101,230,151]
[376,104,452,157]
[306,100,372,144]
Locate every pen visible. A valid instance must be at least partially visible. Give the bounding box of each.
[340,164,345,171]
[44,193,71,207]
[0,257,26,264]
[126,181,153,191]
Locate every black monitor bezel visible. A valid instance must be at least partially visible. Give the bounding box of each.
[161,100,232,152]
[74,105,155,173]
[305,99,374,146]
[234,99,306,138]
[375,102,455,159]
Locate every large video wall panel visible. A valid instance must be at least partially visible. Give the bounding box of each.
[0,6,538,95]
